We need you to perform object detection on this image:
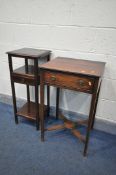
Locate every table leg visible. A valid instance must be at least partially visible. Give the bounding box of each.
[25,59,30,103]
[40,72,45,141]
[47,85,50,117]
[56,87,60,119]
[47,54,51,117]
[83,78,99,156]
[34,59,39,130]
[8,55,18,124]
[91,81,102,129]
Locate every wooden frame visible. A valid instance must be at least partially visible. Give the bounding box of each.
[39,57,105,156]
[7,48,51,130]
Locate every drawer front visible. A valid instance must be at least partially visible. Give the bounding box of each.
[44,72,94,93]
[12,74,39,85]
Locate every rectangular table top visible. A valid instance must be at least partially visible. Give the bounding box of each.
[39,57,105,77]
[6,48,51,58]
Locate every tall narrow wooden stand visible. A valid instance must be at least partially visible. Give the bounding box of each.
[7,48,51,130]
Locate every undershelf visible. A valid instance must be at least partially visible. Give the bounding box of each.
[17,101,46,121]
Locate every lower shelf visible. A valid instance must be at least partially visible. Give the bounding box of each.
[17,102,46,121]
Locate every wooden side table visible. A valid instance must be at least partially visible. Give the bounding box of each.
[7,48,51,130]
[39,57,105,156]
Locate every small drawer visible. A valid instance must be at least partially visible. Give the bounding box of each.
[12,74,38,85]
[43,71,94,93]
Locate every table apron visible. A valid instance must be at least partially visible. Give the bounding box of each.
[42,71,95,94]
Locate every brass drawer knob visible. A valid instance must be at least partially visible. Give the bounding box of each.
[51,75,56,81]
[78,80,85,86]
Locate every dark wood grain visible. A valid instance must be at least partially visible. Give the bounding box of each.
[40,57,105,77]
[7,48,51,129]
[13,65,39,76]
[40,57,105,156]
[84,77,99,156]
[43,71,94,93]
[8,55,18,124]
[25,59,30,103]
[46,119,86,142]
[6,48,51,59]
[17,102,46,121]
[56,88,60,119]
[34,59,39,130]
[12,66,40,85]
